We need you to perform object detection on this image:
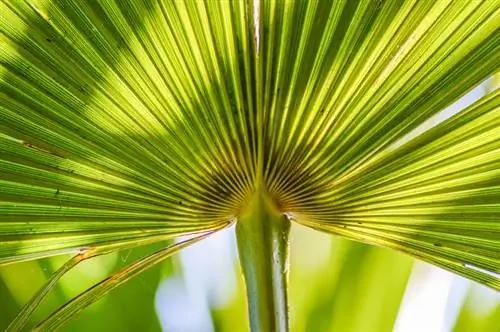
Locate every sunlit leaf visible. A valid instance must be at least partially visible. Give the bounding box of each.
[258,0,499,289]
[0,0,250,264]
[1,0,499,329]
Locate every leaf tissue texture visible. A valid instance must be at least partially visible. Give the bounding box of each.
[0,0,499,289]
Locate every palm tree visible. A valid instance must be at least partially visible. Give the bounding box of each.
[0,0,498,330]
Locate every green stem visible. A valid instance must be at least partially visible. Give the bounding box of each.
[236,190,291,332]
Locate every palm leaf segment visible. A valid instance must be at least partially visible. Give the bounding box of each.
[0,0,499,316]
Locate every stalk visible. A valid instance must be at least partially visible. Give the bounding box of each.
[235,190,291,332]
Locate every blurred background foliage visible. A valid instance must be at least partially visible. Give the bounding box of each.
[1,224,498,332]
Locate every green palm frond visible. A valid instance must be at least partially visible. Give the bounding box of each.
[295,89,500,288]
[1,0,251,263]
[255,1,499,289]
[1,0,499,329]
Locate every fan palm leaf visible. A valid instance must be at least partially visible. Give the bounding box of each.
[0,0,498,330]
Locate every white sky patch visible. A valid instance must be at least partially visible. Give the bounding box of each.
[178,226,238,308]
[254,0,260,53]
[155,277,213,332]
[394,262,457,332]
[463,263,500,279]
[466,282,500,317]
[441,275,471,332]
[155,227,238,331]
[391,80,488,150]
